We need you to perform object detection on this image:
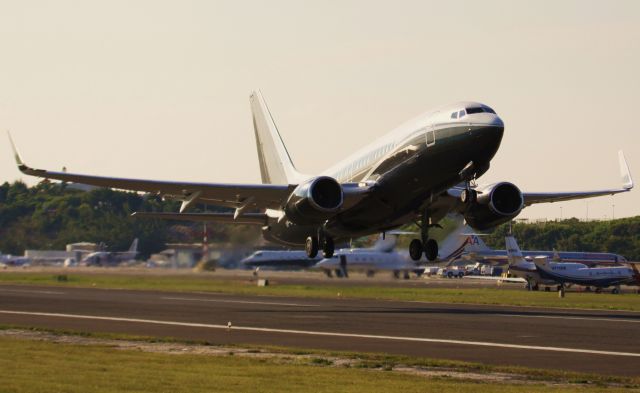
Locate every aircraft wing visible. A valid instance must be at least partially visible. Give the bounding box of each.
[522,151,633,206]
[463,275,526,283]
[9,133,294,211]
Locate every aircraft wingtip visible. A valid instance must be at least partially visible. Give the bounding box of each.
[618,150,634,190]
[6,130,26,168]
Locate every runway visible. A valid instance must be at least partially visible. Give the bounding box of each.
[1,284,639,376]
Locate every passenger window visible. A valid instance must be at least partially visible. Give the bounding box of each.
[459,110,465,118]
[451,112,458,119]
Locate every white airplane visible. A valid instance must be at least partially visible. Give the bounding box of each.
[504,235,557,289]
[314,223,476,278]
[0,253,31,267]
[533,256,640,294]
[241,250,322,270]
[8,92,634,262]
[81,238,139,266]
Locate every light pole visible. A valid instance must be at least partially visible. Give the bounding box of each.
[586,202,589,221]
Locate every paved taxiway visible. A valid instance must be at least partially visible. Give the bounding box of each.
[1,284,639,376]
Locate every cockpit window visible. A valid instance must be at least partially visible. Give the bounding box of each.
[466,107,484,114]
[451,112,458,119]
[458,110,466,118]
[466,106,496,114]
[483,106,496,114]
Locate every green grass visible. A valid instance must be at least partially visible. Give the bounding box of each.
[1,271,640,311]
[0,335,638,393]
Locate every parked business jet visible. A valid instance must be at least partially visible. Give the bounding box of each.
[504,235,557,290]
[0,253,31,267]
[81,238,139,266]
[314,222,482,278]
[8,91,634,261]
[243,230,411,272]
[241,250,321,270]
[533,256,640,294]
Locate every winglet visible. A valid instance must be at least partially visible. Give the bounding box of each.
[7,130,26,169]
[619,150,633,190]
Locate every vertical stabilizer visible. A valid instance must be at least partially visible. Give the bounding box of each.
[250,91,306,185]
[505,236,524,265]
[129,238,139,253]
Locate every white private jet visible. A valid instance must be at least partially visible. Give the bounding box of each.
[533,256,640,294]
[8,91,634,261]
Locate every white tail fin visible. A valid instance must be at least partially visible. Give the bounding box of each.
[462,233,492,254]
[505,236,524,265]
[250,91,307,185]
[438,222,487,261]
[129,238,139,253]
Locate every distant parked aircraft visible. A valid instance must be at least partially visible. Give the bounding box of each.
[454,232,627,266]
[0,253,31,267]
[533,256,640,294]
[315,224,475,278]
[81,239,139,266]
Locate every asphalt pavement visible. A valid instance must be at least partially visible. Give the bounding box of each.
[0,284,639,376]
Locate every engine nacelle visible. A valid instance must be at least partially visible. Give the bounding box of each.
[284,176,343,225]
[464,182,524,230]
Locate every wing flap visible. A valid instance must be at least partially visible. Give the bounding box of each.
[131,212,268,225]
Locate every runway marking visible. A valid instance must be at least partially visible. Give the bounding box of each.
[494,314,640,324]
[0,289,65,295]
[160,297,319,307]
[1,309,639,358]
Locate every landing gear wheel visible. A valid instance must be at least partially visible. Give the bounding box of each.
[409,239,423,261]
[424,239,438,261]
[595,287,602,294]
[460,188,477,205]
[322,236,334,258]
[305,236,318,258]
[612,287,620,294]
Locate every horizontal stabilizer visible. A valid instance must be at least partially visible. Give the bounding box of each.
[132,212,268,225]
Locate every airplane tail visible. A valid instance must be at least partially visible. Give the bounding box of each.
[373,235,398,253]
[437,218,491,261]
[505,235,525,266]
[250,91,307,185]
[129,238,139,253]
[372,230,415,253]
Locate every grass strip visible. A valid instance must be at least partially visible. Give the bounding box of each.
[1,324,638,389]
[1,271,639,311]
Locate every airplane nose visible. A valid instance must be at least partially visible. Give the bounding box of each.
[490,115,504,128]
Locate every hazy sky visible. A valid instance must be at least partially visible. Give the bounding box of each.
[0,0,638,220]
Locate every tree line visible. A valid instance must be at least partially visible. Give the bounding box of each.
[0,181,637,261]
[482,217,640,261]
[0,181,259,258]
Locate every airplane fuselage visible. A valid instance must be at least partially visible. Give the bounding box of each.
[264,102,504,246]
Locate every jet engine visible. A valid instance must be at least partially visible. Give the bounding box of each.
[463,182,524,230]
[284,176,343,225]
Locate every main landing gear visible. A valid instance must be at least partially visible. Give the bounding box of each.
[409,209,439,262]
[305,231,335,258]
